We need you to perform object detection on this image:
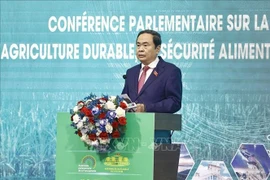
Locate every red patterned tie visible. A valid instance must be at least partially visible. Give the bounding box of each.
[138,65,150,93]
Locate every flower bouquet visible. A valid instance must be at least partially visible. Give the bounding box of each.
[70,94,128,152]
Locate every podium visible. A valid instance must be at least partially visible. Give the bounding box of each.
[56,112,181,180]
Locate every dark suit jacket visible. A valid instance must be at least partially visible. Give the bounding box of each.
[122,56,182,143]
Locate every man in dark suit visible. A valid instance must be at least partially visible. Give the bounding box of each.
[122,29,182,143]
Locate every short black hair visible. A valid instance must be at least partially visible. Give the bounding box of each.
[136,29,162,48]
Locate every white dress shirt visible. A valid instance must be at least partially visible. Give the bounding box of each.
[138,57,159,83]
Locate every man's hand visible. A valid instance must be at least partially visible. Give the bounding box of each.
[136,103,145,112]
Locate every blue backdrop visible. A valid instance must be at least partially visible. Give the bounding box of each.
[1,0,270,179]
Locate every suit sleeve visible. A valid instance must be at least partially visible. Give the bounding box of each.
[121,71,128,95]
[145,67,182,113]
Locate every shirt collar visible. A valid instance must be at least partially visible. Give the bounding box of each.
[141,57,159,70]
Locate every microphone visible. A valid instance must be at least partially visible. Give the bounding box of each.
[123,75,127,79]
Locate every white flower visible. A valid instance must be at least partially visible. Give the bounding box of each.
[80,128,88,134]
[73,114,81,123]
[104,101,116,110]
[80,134,89,143]
[109,96,116,102]
[73,106,79,113]
[77,121,84,129]
[91,140,99,146]
[105,123,113,134]
[88,124,94,131]
[82,116,88,122]
[96,129,101,136]
[115,107,125,118]
[95,122,100,127]
[99,138,110,145]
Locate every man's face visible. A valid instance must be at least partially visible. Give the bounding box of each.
[136,33,160,65]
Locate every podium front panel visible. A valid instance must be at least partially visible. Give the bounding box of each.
[56,112,155,180]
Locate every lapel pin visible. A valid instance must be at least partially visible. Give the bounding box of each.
[153,70,158,77]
